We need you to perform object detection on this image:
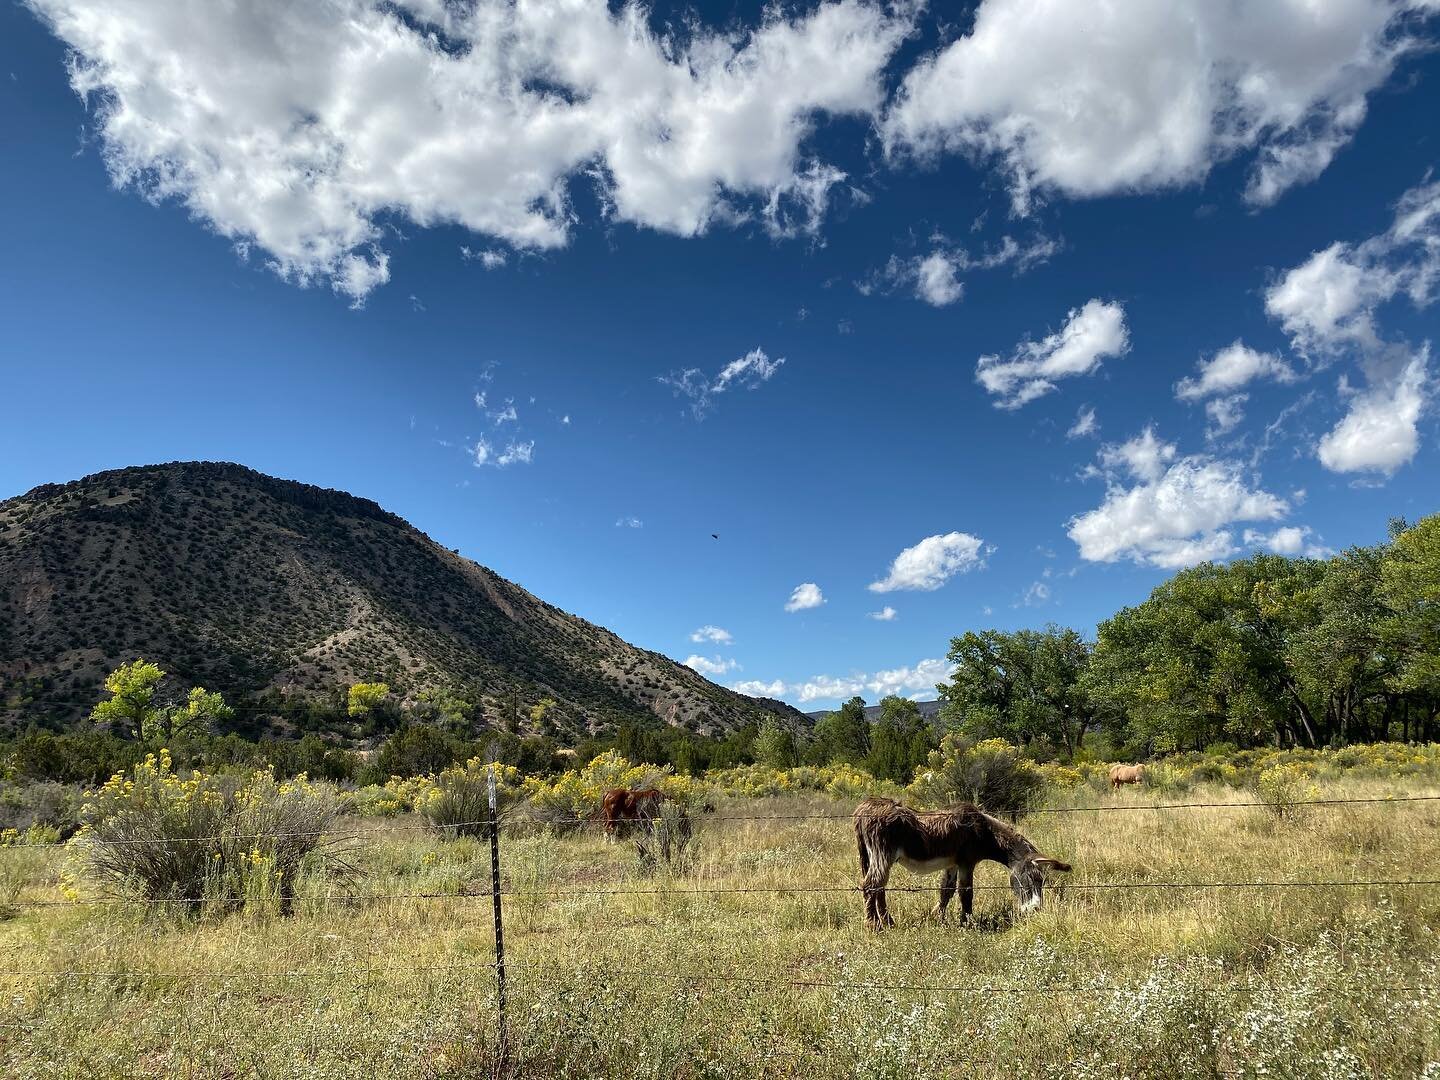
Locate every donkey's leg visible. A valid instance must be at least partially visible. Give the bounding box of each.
[934,868,958,923]
[861,846,894,930]
[956,865,975,922]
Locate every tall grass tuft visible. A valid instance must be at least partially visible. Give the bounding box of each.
[633,799,698,874]
[73,750,349,914]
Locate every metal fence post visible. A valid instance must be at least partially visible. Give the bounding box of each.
[487,765,508,1073]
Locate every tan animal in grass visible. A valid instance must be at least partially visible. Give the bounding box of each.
[853,798,1072,929]
[1108,763,1145,790]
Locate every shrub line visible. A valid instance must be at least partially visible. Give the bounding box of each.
[6,793,1437,851]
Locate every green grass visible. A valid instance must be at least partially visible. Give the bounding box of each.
[2,777,1439,1078]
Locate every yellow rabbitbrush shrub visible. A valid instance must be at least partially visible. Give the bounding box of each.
[73,750,346,914]
[414,760,521,838]
[521,752,698,831]
[703,764,901,800]
[1253,763,1322,823]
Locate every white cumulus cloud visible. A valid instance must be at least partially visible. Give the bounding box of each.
[1243,525,1333,559]
[1175,342,1297,401]
[1068,428,1289,568]
[884,0,1436,212]
[784,582,825,612]
[913,252,964,306]
[976,300,1129,409]
[684,655,738,677]
[731,679,787,698]
[744,657,953,705]
[869,532,988,593]
[689,625,734,644]
[866,606,898,621]
[1266,180,1439,474]
[28,0,910,302]
[1317,352,1429,474]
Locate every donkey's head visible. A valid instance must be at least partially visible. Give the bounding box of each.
[1008,853,1072,913]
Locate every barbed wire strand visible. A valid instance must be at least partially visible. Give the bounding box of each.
[8,876,1439,910]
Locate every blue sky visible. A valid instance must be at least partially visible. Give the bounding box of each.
[2,0,1438,710]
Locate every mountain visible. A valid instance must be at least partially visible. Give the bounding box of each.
[0,462,808,740]
[803,700,944,723]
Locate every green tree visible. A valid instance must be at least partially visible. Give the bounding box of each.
[347,682,391,719]
[1381,515,1440,701]
[939,627,1093,756]
[753,717,798,769]
[142,686,234,742]
[410,687,474,732]
[809,697,870,765]
[865,696,934,782]
[90,660,166,739]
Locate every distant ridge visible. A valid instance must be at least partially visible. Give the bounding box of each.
[803,699,943,723]
[0,461,809,739]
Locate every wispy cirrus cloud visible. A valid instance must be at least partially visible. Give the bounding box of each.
[660,347,786,419]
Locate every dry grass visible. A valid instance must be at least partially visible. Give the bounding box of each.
[1,777,1439,1078]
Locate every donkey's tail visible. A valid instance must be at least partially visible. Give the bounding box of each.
[855,825,871,876]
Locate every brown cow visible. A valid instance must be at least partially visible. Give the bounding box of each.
[600,787,665,839]
[1108,764,1145,790]
[853,797,1071,930]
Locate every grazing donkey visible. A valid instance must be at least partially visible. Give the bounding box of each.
[1108,763,1145,790]
[600,787,665,839]
[853,798,1072,929]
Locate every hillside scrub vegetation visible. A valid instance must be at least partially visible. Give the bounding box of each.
[0,461,811,741]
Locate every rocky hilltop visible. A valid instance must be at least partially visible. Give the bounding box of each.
[0,462,806,739]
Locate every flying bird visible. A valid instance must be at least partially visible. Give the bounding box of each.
[711,533,719,540]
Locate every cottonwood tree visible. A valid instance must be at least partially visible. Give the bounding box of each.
[939,627,1093,756]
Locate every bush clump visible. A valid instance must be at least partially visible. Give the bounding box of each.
[1252,762,1322,823]
[908,736,1048,819]
[416,759,520,838]
[73,750,347,914]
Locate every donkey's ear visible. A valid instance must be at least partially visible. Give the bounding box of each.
[1035,856,1072,873]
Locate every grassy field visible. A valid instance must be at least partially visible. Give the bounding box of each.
[2,776,1439,1079]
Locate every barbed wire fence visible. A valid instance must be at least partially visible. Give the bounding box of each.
[4,771,1440,1074]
